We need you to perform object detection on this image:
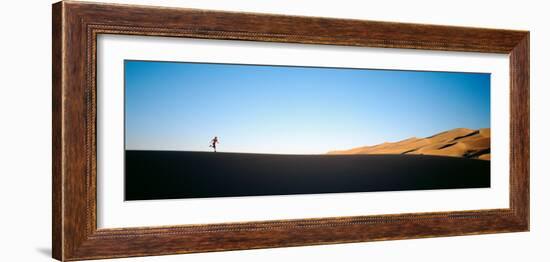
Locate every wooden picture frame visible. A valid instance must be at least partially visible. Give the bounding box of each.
[52,1,529,261]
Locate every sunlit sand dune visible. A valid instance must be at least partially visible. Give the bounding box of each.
[327,128,490,160]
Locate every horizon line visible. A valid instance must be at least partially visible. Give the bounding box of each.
[124,150,490,161]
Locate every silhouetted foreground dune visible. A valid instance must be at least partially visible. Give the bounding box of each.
[125,150,490,201]
[328,128,490,160]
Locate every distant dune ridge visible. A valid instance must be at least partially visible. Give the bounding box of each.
[327,128,490,160]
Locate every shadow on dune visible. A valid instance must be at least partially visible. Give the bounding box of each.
[125,150,490,201]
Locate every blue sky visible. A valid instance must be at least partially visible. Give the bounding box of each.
[125,60,490,154]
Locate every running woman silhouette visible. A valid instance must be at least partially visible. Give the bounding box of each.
[209,136,219,152]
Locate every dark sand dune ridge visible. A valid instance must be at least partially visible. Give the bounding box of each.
[126,150,490,200]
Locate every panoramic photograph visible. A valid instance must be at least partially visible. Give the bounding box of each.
[124,60,491,201]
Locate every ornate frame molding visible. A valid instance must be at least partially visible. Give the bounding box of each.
[53,1,529,261]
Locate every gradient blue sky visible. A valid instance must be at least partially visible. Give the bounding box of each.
[125,60,490,154]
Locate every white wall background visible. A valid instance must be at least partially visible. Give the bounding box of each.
[0,0,546,261]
